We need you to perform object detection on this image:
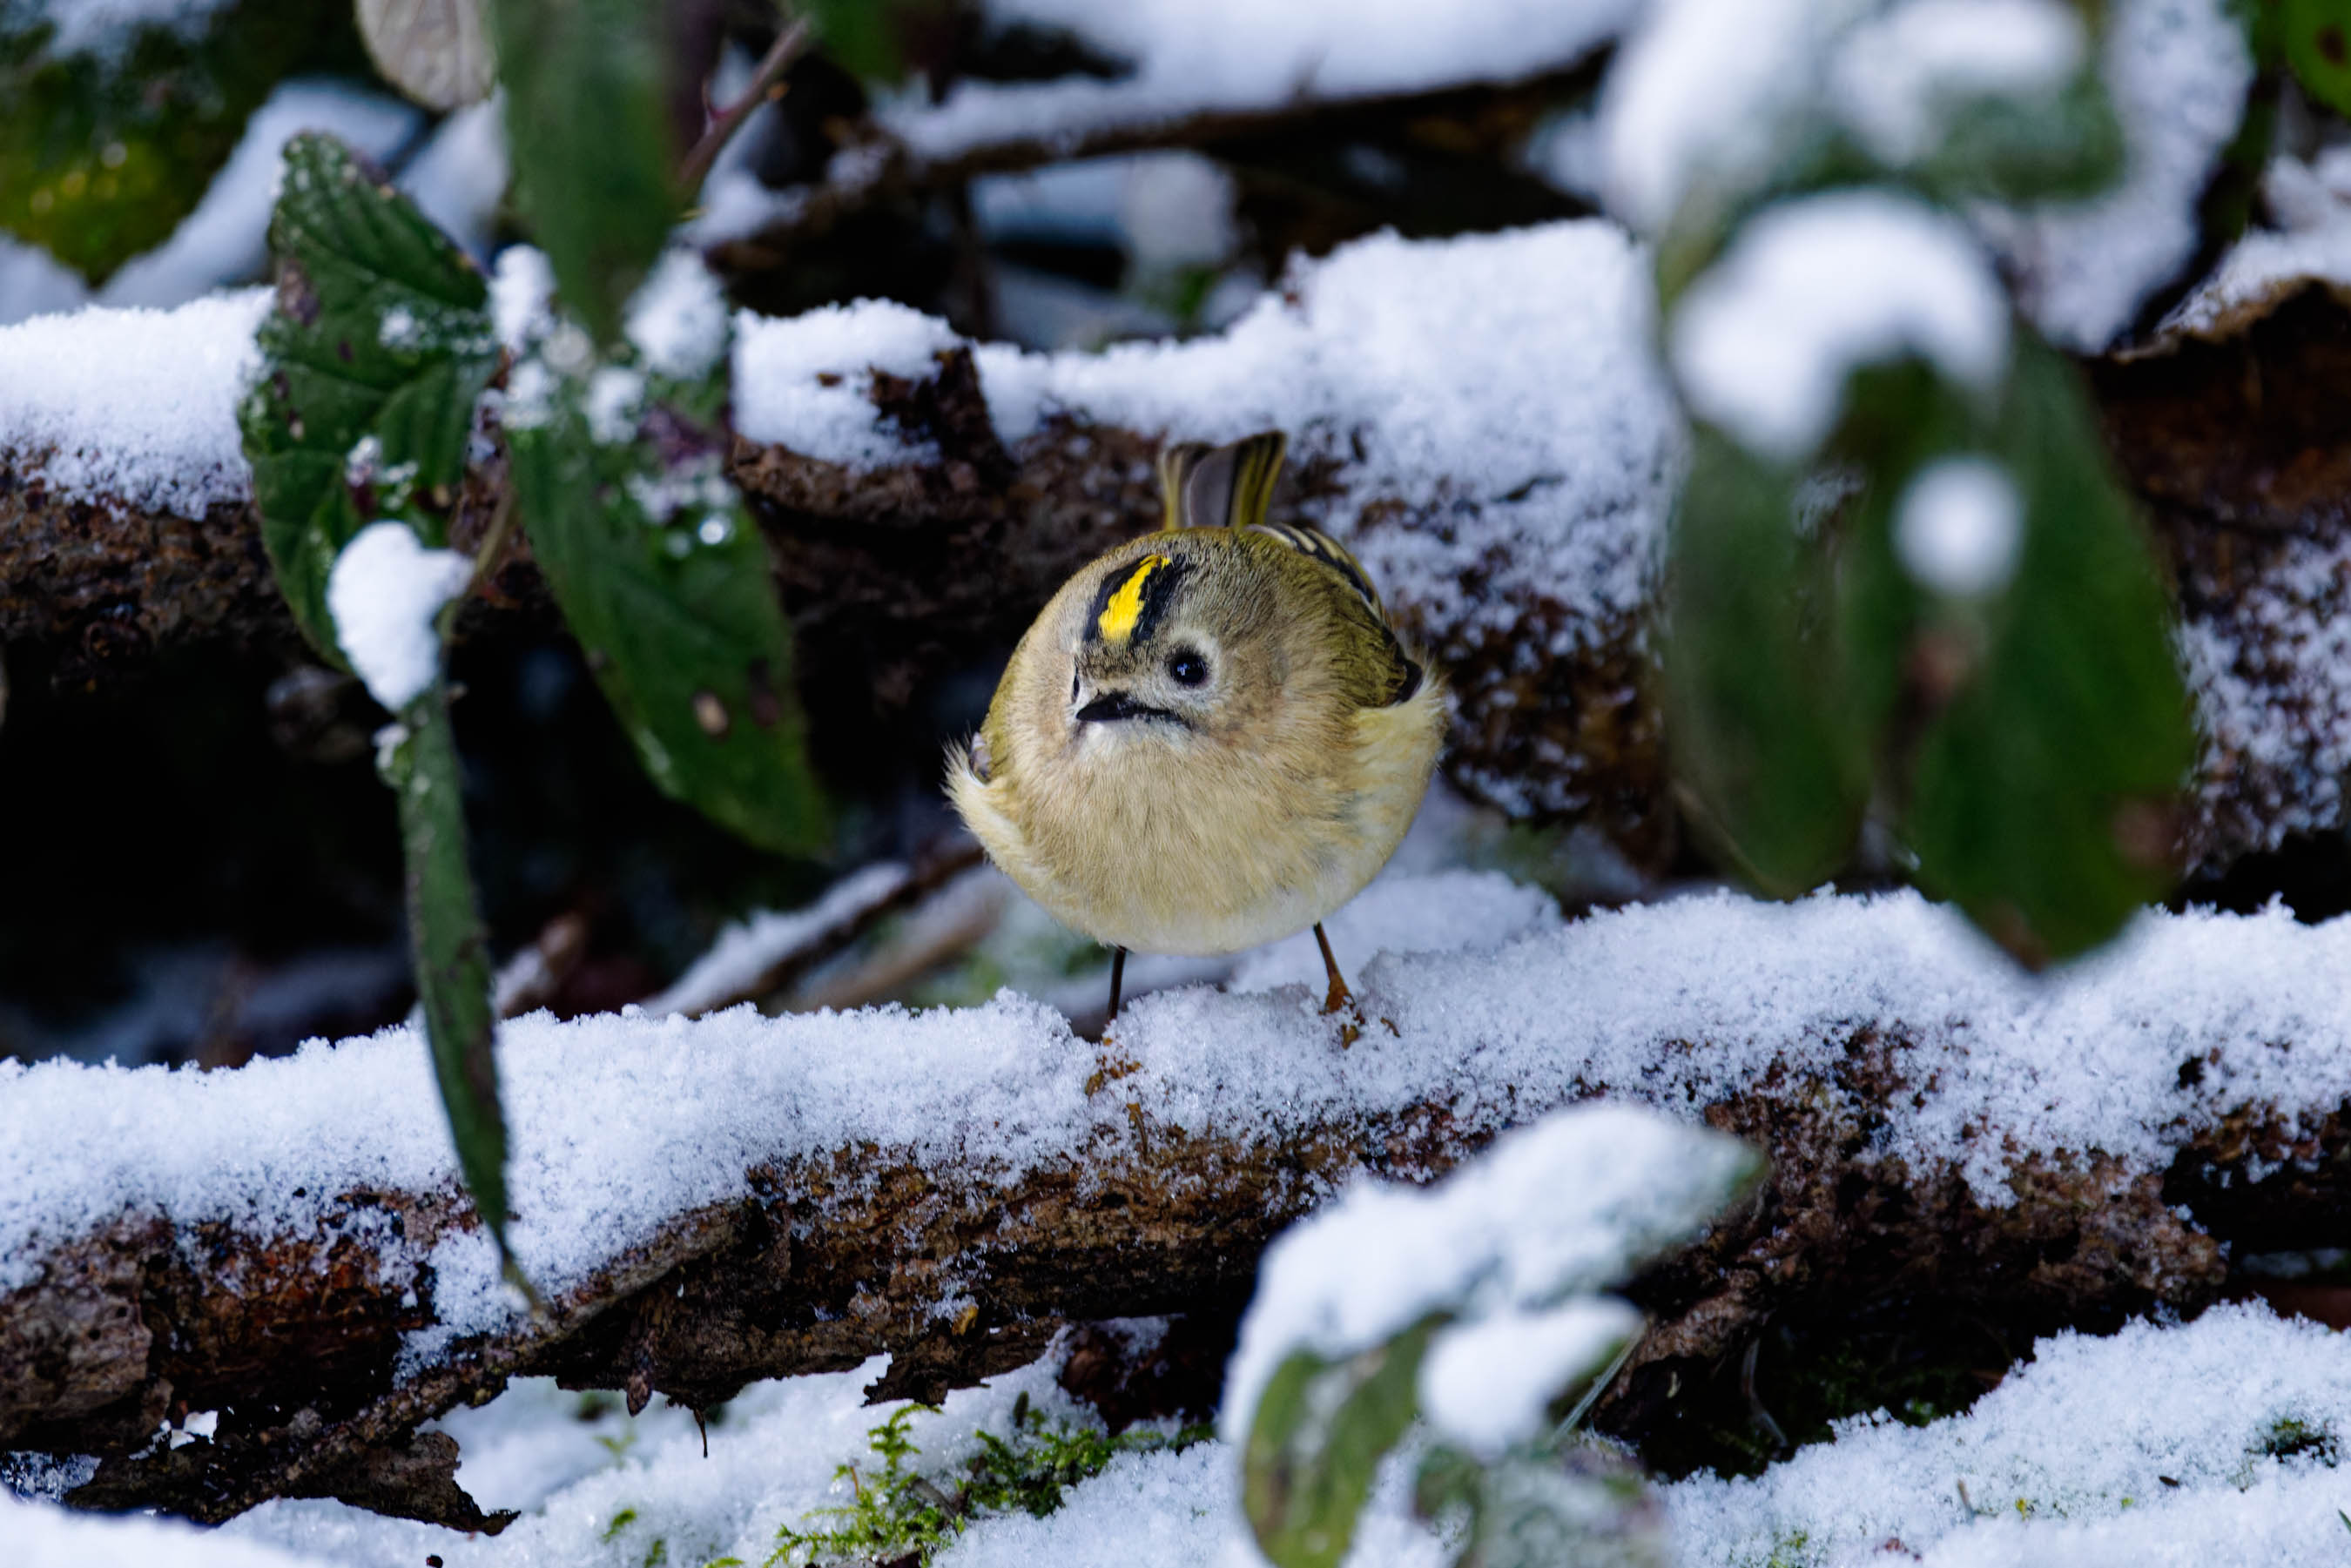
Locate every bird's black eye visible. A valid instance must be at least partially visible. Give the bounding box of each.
[1070,666,1081,703]
[1168,649,1209,687]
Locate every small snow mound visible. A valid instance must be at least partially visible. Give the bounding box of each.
[326,522,473,711]
[1669,191,2009,458]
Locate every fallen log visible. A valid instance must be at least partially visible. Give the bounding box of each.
[3,888,2348,1523]
[5,227,2351,877]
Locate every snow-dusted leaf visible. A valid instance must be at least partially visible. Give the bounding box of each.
[380,672,511,1252]
[504,256,827,858]
[1902,340,2193,965]
[1230,1107,1761,1568]
[239,131,499,663]
[1415,1439,1669,1568]
[358,0,495,111]
[0,0,338,282]
[1663,431,1870,896]
[1244,1319,1438,1568]
[484,0,676,343]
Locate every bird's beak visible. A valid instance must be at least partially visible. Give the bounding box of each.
[1074,690,1152,723]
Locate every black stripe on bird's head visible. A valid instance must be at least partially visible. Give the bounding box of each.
[1086,551,1189,649]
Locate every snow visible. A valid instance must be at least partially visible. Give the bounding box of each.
[1977,0,2253,352]
[20,0,236,56]
[1663,1302,2351,1567]
[741,219,1681,656]
[326,522,475,711]
[0,286,266,517]
[1221,1104,1754,1449]
[1894,455,2023,598]
[99,79,421,311]
[6,1488,332,1568]
[644,861,913,1016]
[624,249,731,381]
[1599,0,1834,239]
[1667,192,2010,459]
[10,884,2351,1311]
[2157,150,2351,343]
[885,0,1638,165]
[399,98,510,264]
[1417,1299,1642,1458]
[1830,0,2086,167]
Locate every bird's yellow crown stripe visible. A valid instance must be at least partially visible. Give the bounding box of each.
[1097,554,1169,643]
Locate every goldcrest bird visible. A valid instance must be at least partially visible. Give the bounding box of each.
[945,430,1446,1032]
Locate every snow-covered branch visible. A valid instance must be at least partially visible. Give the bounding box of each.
[2,219,2347,872]
[4,886,2348,1524]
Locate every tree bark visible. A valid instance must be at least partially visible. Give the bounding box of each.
[1,1027,2340,1524]
[7,295,2351,875]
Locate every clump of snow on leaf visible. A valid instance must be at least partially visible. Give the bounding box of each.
[1221,1103,1756,1446]
[1895,455,2023,597]
[1830,0,2085,166]
[1416,1299,1641,1458]
[1667,192,2008,459]
[326,522,473,711]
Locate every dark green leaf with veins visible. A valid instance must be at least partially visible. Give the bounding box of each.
[238,132,499,663]
[381,674,514,1255]
[505,281,828,858]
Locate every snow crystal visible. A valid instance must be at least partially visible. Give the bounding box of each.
[1664,1302,2351,1567]
[1829,0,2086,167]
[1894,455,2022,598]
[886,0,1637,165]
[644,861,913,1016]
[0,286,267,517]
[1417,1299,1642,1458]
[1978,0,2253,352]
[583,365,643,446]
[624,250,730,381]
[325,522,474,711]
[1221,1105,1754,1447]
[1668,192,2009,459]
[99,78,421,311]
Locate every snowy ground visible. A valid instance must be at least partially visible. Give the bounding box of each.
[13,1300,2349,1568]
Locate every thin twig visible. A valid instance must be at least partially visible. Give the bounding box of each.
[678,17,815,192]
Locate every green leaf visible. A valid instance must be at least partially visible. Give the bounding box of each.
[239,132,500,663]
[485,0,677,343]
[381,671,511,1249]
[1414,1441,1667,1568]
[1243,1317,1441,1568]
[1902,340,2193,966]
[1662,431,1872,896]
[503,273,828,857]
[1910,70,2124,205]
[2283,0,2351,115]
[0,0,366,281]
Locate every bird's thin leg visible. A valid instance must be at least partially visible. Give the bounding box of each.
[1107,946,1128,1023]
[1312,923,1353,1015]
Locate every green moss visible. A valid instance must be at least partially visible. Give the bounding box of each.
[606,1507,641,1541]
[752,1394,1209,1568]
